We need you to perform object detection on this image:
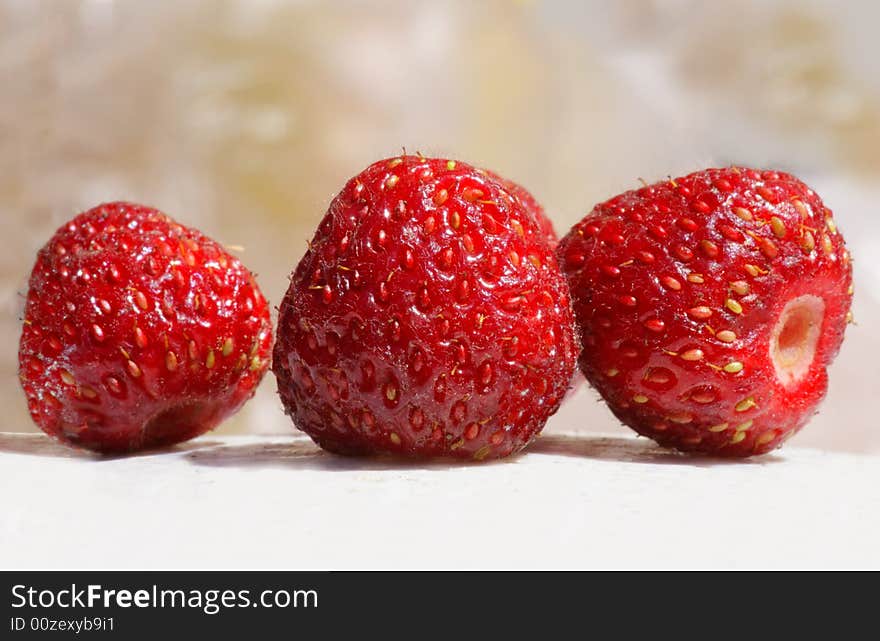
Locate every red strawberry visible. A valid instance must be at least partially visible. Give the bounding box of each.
[558,168,853,456]
[481,170,585,398]
[18,202,273,453]
[273,155,578,460]
[483,170,557,247]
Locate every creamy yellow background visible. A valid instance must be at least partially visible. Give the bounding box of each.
[2,0,878,452]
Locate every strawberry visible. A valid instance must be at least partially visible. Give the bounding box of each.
[558,168,853,456]
[18,202,273,453]
[483,170,557,247]
[273,155,578,460]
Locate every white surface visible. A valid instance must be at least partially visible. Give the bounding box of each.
[2,431,878,570]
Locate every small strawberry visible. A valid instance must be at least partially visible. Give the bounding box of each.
[558,168,853,456]
[273,155,578,459]
[18,202,273,453]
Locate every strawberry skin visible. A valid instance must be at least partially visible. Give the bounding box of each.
[483,170,557,247]
[273,155,578,460]
[558,168,853,456]
[18,202,273,453]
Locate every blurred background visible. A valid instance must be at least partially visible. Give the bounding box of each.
[2,0,878,452]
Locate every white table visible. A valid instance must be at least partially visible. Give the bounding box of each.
[2,431,877,569]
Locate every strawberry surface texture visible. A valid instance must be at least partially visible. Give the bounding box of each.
[18,202,273,453]
[273,155,578,460]
[559,168,853,456]
[483,169,558,248]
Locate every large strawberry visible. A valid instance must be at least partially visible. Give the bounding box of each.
[18,202,273,453]
[273,155,578,459]
[558,168,853,456]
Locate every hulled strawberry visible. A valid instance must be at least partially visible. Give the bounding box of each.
[273,155,578,460]
[18,202,273,453]
[558,168,853,456]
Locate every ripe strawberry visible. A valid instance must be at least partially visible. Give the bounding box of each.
[483,170,557,247]
[558,168,853,456]
[18,202,273,453]
[273,155,578,459]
